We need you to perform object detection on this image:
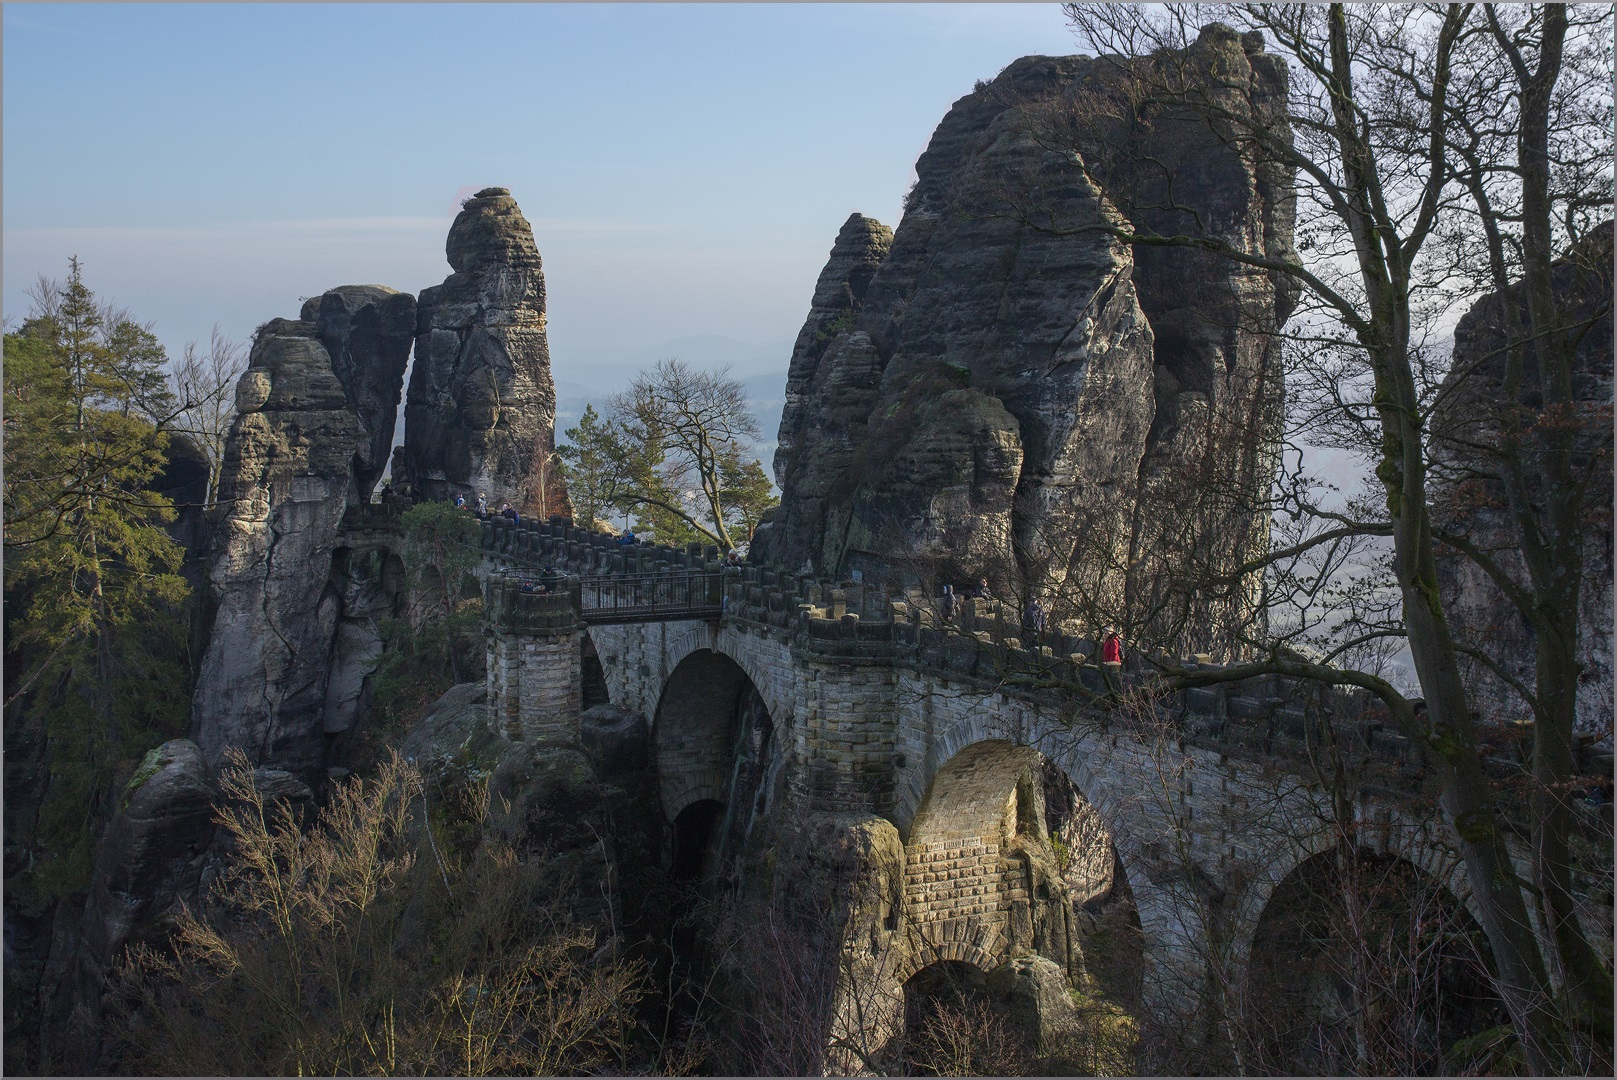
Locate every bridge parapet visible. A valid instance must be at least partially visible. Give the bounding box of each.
[484,569,584,634]
[473,514,1436,798]
[337,497,413,538]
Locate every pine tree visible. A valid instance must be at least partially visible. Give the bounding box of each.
[3,259,192,900]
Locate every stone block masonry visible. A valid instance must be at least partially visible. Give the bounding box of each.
[484,571,584,745]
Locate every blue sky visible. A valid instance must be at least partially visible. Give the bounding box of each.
[4,3,1082,390]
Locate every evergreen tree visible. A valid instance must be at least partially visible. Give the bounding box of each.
[3,259,192,900]
[555,362,780,548]
[555,403,660,531]
[718,453,777,545]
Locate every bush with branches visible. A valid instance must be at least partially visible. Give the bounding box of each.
[110,750,645,1076]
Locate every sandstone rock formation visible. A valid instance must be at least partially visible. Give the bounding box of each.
[37,741,217,1072]
[402,187,570,517]
[759,28,1294,657]
[579,703,650,774]
[1433,222,1614,735]
[772,212,894,504]
[191,286,414,781]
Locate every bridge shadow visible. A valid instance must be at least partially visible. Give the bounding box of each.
[1244,846,1507,1076]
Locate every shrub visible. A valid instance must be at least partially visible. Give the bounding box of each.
[110,751,644,1076]
[906,995,1034,1077]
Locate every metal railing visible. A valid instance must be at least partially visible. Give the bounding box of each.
[576,571,723,624]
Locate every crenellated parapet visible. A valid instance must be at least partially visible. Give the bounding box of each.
[475,512,1443,800]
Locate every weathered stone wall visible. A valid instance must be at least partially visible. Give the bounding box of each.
[484,573,583,744]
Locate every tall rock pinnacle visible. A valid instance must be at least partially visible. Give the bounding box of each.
[192,286,415,779]
[757,30,1296,658]
[402,187,571,516]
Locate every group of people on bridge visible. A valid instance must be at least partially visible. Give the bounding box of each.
[935,580,1124,666]
[453,491,528,524]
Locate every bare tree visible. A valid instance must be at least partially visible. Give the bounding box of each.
[606,358,773,551]
[1023,6,1615,1068]
[171,325,247,507]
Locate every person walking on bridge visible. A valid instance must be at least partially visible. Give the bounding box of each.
[1102,629,1124,667]
[939,583,957,625]
[1022,596,1047,649]
[476,492,487,518]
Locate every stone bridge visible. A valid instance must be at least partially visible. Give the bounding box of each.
[472,516,1588,1042]
[347,507,1599,1061]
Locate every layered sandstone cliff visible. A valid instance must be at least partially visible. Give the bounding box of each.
[402,187,570,516]
[191,286,414,780]
[1433,222,1614,735]
[758,27,1295,656]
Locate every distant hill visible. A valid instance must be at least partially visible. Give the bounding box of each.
[551,334,794,388]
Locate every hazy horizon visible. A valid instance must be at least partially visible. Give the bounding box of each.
[4,3,1084,393]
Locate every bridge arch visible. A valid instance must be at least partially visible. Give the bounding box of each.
[896,713,1199,1018]
[1239,843,1507,1075]
[586,622,793,732]
[1227,802,1488,993]
[895,740,1110,988]
[651,647,776,827]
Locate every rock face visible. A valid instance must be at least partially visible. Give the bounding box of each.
[191,286,414,781]
[39,741,218,1073]
[773,213,894,504]
[403,187,570,517]
[759,28,1294,656]
[579,703,650,774]
[1433,222,1614,735]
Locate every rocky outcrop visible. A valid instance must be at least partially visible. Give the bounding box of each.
[772,213,894,502]
[985,955,1085,1050]
[759,29,1294,657]
[1433,222,1614,735]
[191,286,414,781]
[402,187,570,517]
[579,703,650,774]
[37,741,218,1073]
[302,286,419,499]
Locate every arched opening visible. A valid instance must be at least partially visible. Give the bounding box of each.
[652,649,775,877]
[649,650,778,1070]
[895,740,1145,1073]
[1245,846,1507,1075]
[900,960,1021,1076]
[670,798,725,883]
[905,742,1141,992]
[1042,759,1143,1009]
[580,635,609,709]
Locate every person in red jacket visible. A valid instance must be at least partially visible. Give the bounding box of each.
[1102,629,1124,665]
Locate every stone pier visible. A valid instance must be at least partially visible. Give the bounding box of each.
[484,571,585,744]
